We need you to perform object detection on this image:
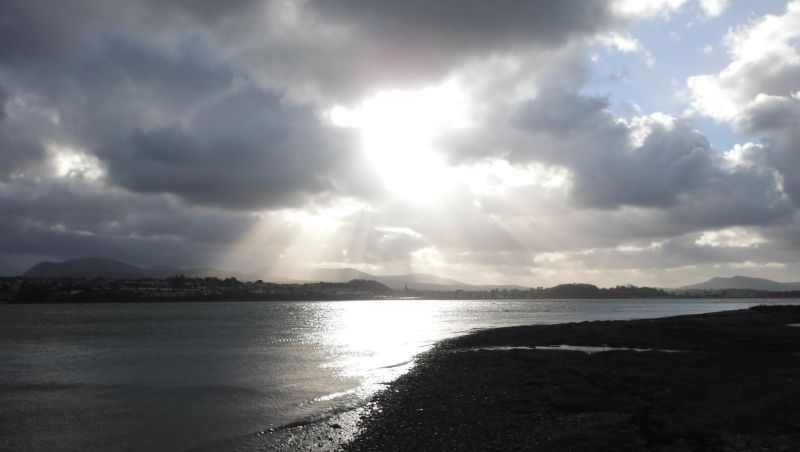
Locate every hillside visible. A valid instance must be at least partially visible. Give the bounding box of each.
[676,276,800,292]
[252,266,375,284]
[19,258,528,292]
[23,257,147,278]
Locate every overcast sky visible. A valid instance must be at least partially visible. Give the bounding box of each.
[2,0,800,287]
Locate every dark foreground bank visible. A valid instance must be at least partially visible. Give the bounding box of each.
[341,305,800,451]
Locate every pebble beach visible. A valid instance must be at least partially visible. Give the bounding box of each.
[340,305,800,451]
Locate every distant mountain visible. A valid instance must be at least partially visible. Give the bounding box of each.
[24,257,147,278]
[22,257,245,280]
[676,276,800,292]
[145,265,182,273]
[252,266,375,284]
[370,273,528,291]
[378,273,466,286]
[21,258,530,292]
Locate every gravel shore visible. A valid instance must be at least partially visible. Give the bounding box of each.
[341,305,800,451]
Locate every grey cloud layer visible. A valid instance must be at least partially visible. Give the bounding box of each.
[442,87,791,226]
[0,178,260,272]
[737,95,800,206]
[1,0,799,284]
[297,1,617,100]
[100,88,362,209]
[3,0,618,210]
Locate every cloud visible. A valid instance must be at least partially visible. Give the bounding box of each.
[0,0,799,287]
[0,85,54,180]
[686,2,800,208]
[441,87,790,222]
[688,1,800,121]
[699,0,729,17]
[735,94,800,205]
[695,226,767,247]
[1,30,378,211]
[0,175,261,274]
[0,85,8,120]
[221,0,624,104]
[98,87,365,209]
[613,0,691,19]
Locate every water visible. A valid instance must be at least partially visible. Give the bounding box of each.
[1,298,797,451]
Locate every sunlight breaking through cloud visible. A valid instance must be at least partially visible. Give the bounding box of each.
[695,227,768,248]
[48,144,105,181]
[331,84,468,201]
[2,0,800,287]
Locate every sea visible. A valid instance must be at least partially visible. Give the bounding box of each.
[2,298,798,451]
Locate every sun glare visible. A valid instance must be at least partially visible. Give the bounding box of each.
[331,84,467,200]
[48,144,104,180]
[284,201,367,231]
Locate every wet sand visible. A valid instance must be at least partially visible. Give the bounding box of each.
[341,305,800,451]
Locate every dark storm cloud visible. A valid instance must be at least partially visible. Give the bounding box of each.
[313,0,613,46]
[0,29,371,211]
[234,0,621,102]
[0,0,259,65]
[100,88,362,209]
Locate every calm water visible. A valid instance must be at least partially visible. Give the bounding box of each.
[1,298,798,451]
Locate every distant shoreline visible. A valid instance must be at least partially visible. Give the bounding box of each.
[342,305,800,451]
[5,275,800,304]
[6,295,800,304]
[6,273,800,304]
[7,296,800,305]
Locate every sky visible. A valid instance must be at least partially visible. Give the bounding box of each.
[2,0,800,288]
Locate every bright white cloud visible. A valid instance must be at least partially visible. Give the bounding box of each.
[48,144,105,181]
[613,0,691,18]
[695,227,767,247]
[460,160,571,197]
[597,32,645,53]
[699,0,729,17]
[723,142,764,168]
[595,32,655,67]
[283,201,368,231]
[688,0,800,122]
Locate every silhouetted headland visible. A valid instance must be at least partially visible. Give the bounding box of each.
[342,305,800,451]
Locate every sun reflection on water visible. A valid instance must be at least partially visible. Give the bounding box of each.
[313,300,447,391]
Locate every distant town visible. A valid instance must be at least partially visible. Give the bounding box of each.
[3,275,800,304]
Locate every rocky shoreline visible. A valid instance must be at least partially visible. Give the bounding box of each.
[341,305,800,451]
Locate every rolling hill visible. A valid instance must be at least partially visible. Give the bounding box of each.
[24,257,147,279]
[676,276,800,292]
[20,257,528,292]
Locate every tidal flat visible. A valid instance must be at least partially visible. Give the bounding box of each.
[342,305,800,451]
